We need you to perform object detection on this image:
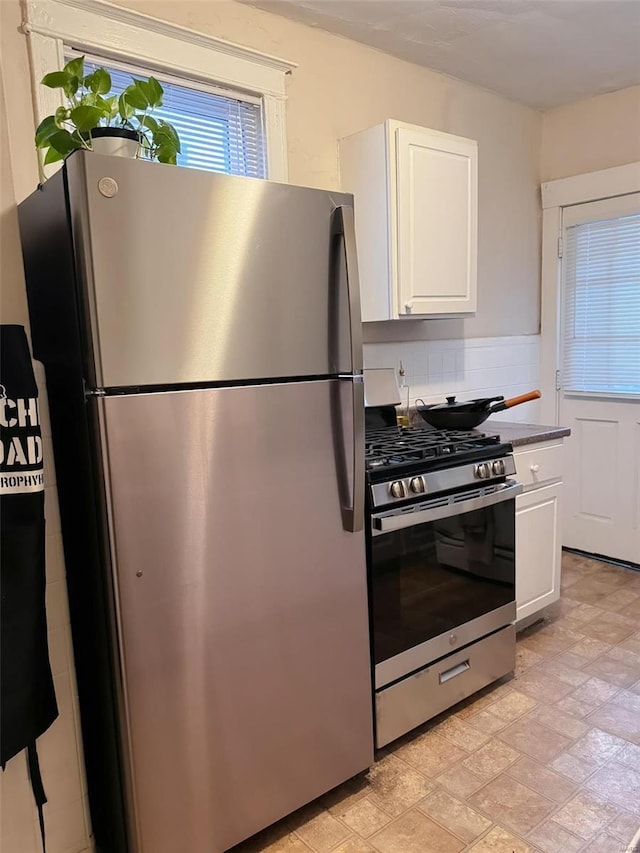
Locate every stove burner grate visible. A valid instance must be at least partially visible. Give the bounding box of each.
[364,425,501,474]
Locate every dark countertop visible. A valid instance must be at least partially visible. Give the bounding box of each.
[406,410,570,447]
[478,421,571,447]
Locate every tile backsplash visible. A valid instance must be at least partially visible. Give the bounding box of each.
[363,334,542,423]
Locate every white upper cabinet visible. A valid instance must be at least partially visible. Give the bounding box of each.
[340,120,478,321]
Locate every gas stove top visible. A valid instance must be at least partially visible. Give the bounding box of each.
[364,422,516,508]
[365,424,503,476]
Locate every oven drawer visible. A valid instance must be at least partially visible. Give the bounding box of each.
[514,442,563,490]
[375,625,515,748]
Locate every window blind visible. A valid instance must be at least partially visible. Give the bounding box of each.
[80,59,266,178]
[562,213,640,395]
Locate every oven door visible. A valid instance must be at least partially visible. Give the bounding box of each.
[370,479,521,689]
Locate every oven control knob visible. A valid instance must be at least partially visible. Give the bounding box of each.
[492,460,506,476]
[389,480,406,499]
[474,462,491,479]
[409,477,425,494]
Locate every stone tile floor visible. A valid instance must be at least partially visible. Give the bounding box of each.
[232,552,640,853]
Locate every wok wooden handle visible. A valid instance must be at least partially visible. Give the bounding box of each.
[503,389,541,408]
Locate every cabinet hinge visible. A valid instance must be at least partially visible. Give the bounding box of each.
[557,236,563,258]
[555,369,561,391]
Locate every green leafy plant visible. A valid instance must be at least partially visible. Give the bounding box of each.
[35,56,181,166]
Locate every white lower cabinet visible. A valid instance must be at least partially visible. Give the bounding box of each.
[516,482,562,622]
[514,441,564,623]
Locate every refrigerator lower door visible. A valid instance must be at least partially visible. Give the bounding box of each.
[97,380,372,853]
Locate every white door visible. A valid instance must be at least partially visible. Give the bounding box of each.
[559,193,640,564]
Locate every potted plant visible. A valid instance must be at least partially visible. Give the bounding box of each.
[35,56,181,168]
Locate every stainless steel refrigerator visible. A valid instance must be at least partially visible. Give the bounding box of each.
[19,151,373,853]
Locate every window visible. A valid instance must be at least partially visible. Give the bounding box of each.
[562,203,640,395]
[79,56,267,178]
[25,0,294,182]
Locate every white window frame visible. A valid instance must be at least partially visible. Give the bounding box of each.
[22,0,296,181]
[539,161,640,424]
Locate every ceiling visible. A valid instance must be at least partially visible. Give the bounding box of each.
[243,0,640,109]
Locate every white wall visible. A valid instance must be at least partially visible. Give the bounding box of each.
[541,85,640,181]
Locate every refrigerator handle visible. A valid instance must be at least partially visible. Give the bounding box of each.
[332,205,363,373]
[337,375,365,533]
[332,204,365,533]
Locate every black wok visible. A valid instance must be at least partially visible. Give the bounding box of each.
[416,390,541,429]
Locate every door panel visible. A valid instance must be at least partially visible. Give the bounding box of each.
[516,484,561,621]
[98,381,372,853]
[575,418,618,521]
[67,152,354,387]
[561,398,639,562]
[396,127,477,315]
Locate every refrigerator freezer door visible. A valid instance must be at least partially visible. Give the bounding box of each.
[97,380,372,853]
[66,153,359,389]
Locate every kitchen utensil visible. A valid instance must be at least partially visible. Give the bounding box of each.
[416,390,541,429]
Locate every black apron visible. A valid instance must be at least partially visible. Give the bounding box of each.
[1,324,58,851]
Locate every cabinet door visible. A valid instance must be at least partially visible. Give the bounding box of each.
[516,483,562,622]
[396,127,477,316]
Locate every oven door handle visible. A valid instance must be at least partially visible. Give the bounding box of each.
[372,480,523,533]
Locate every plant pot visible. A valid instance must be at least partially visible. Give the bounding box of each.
[87,128,141,158]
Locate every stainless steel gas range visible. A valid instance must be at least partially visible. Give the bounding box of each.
[364,371,521,748]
